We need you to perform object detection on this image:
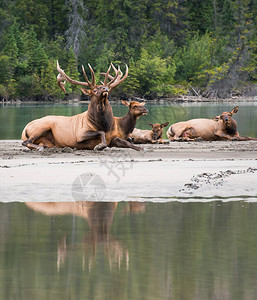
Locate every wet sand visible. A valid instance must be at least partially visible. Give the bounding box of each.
[0,140,256,202]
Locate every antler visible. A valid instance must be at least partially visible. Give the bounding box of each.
[57,61,96,93]
[100,63,128,93]
[57,61,128,94]
[57,73,66,94]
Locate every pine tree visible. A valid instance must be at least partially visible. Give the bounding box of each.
[14,0,49,39]
[26,27,48,74]
[41,59,63,98]
[2,33,18,82]
[65,47,80,93]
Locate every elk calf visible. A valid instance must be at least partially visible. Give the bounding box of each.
[131,122,169,144]
[167,106,257,141]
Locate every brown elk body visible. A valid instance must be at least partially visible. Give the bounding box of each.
[167,106,257,141]
[22,63,140,151]
[86,100,149,150]
[108,100,149,149]
[130,122,169,144]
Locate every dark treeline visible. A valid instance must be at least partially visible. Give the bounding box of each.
[0,0,257,100]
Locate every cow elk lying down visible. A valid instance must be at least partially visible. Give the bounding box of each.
[92,100,149,150]
[21,62,144,151]
[167,106,257,141]
[112,100,148,141]
[130,122,169,144]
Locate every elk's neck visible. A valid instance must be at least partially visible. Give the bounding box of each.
[88,99,114,132]
[87,203,117,235]
[224,119,237,135]
[119,111,137,136]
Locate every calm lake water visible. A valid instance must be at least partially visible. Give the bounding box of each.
[0,201,257,300]
[0,101,257,139]
[1,103,257,299]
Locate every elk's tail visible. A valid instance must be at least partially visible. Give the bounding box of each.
[166,127,173,139]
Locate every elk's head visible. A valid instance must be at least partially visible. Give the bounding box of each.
[213,106,239,126]
[147,122,169,140]
[86,86,109,101]
[57,62,128,105]
[121,100,149,117]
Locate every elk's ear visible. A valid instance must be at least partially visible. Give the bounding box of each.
[212,116,220,121]
[147,122,154,128]
[161,122,169,128]
[121,100,130,106]
[231,106,239,115]
[80,88,91,95]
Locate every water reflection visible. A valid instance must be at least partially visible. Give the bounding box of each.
[0,201,257,300]
[25,202,142,272]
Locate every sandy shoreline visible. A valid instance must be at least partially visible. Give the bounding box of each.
[0,140,257,202]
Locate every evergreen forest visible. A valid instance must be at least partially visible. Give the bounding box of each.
[1,0,257,100]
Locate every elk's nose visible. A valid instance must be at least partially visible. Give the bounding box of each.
[225,117,229,122]
[101,87,109,96]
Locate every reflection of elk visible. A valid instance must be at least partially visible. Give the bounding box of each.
[131,122,169,144]
[26,202,144,271]
[167,106,257,141]
[22,63,137,151]
[122,202,146,214]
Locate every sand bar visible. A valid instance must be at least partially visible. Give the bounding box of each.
[0,140,256,202]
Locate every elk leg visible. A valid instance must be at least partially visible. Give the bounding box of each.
[78,130,107,151]
[35,131,56,147]
[22,130,55,150]
[236,136,257,141]
[130,137,148,144]
[214,131,233,140]
[150,139,160,144]
[109,137,142,151]
[151,138,165,144]
[169,126,190,141]
[22,139,44,151]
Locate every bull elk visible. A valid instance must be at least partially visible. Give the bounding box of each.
[167,106,257,141]
[130,122,169,144]
[21,62,129,151]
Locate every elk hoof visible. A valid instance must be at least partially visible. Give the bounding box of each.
[94,143,107,151]
[174,138,183,142]
[127,137,134,143]
[37,146,45,152]
[135,146,142,151]
[194,137,203,142]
